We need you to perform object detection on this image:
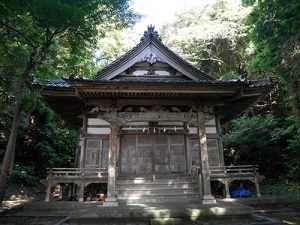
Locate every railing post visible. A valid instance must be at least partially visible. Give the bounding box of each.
[224,179,231,198]
[78,182,85,202]
[253,166,261,197]
[58,184,63,200]
[45,180,52,202]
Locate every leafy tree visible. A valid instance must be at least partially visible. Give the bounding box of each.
[12,99,77,185]
[161,0,251,78]
[243,0,300,125]
[96,29,139,68]
[0,0,139,204]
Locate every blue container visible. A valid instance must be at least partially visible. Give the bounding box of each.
[229,186,250,197]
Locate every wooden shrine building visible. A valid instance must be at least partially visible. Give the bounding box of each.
[37,26,274,206]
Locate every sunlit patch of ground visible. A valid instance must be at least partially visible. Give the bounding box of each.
[0,195,36,214]
[1,199,32,212]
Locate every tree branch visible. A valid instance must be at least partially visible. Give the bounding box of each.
[0,21,37,47]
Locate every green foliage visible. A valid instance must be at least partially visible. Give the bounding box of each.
[0,0,140,80]
[12,99,77,181]
[243,0,300,123]
[261,179,300,197]
[161,0,251,78]
[96,29,139,68]
[223,114,300,180]
[10,164,39,186]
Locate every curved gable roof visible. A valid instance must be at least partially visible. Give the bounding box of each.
[94,25,215,81]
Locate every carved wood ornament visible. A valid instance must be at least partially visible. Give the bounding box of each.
[91,105,214,125]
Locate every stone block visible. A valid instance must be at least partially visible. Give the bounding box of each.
[151,218,182,225]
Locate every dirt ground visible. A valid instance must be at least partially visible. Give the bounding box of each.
[0,216,66,225]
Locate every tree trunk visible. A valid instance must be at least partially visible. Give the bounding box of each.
[288,82,300,130]
[0,51,36,205]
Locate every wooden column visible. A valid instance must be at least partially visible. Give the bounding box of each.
[45,180,52,202]
[79,114,87,168]
[224,180,231,198]
[216,116,225,166]
[58,184,63,200]
[253,166,262,197]
[68,185,72,199]
[78,182,85,202]
[197,110,216,204]
[104,111,119,206]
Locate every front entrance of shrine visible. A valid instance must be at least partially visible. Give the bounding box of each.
[120,135,187,176]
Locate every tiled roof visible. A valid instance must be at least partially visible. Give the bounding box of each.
[65,75,275,87]
[94,25,214,81]
[31,79,70,87]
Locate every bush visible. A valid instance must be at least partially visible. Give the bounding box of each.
[261,179,300,197]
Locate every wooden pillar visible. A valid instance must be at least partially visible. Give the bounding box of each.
[253,166,261,197]
[224,180,231,198]
[79,114,87,168]
[197,110,216,204]
[45,180,52,202]
[104,111,119,206]
[78,182,85,202]
[74,132,81,168]
[58,184,63,200]
[68,184,72,199]
[254,177,261,197]
[216,116,225,166]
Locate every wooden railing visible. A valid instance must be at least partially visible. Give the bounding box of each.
[47,168,108,179]
[209,165,258,178]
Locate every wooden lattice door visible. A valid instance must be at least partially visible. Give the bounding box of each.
[136,136,152,174]
[120,135,186,175]
[153,135,170,174]
[170,135,186,173]
[85,138,109,169]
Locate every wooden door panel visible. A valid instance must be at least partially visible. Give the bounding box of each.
[137,136,152,174]
[120,135,187,175]
[170,135,185,173]
[207,139,220,166]
[121,136,137,175]
[153,135,170,174]
[101,139,109,169]
[85,140,101,168]
[190,139,200,166]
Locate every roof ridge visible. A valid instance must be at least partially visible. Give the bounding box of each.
[140,25,162,42]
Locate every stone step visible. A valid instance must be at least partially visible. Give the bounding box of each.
[118,193,199,199]
[117,183,198,190]
[117,189,198,196]
[116,178,196,185]
[118,195,200,204]
[116,176,198,204]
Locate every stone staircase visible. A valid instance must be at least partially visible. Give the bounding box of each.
[116,175,200,204]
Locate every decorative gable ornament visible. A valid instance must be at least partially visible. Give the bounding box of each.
[140,25,162,42]
[139,52,165,64]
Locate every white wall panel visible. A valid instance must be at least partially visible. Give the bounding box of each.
[88,118,110,126]
[205,118,216,126]
[205,127,217,134]
[87,127,110,134]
